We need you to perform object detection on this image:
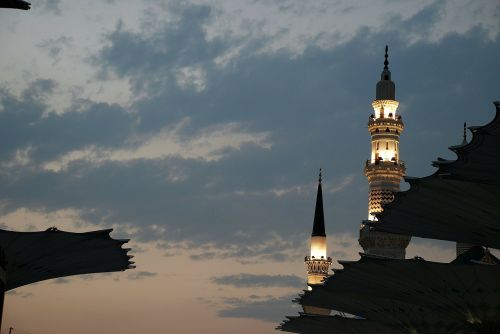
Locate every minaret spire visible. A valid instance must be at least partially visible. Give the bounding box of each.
[384,45,389,70]
[376,45,394,99]
[312,168,326,237]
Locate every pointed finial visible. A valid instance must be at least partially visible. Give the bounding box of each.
[312,168,326,237]
[384,45,389,70]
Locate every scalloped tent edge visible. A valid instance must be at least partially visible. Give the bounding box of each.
[280,252,500,334]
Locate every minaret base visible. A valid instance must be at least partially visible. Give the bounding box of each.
[359,226,410,259]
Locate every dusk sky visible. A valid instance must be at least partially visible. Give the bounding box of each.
[0,1,499,333]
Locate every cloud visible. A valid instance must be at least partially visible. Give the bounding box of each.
[186,236,305,263]
[189,252,217,261]
[0,1,498,262]
[52,277,71,284]
[42,119,271,171]
[0,82,135,164]
[92,4,222,96]
[78,273,113,280]
[176,66,208,92]
[6,290,34,298]
[127,271,157,280]
[218,294,299,322]
[211,274,304,289]
[37,0,62,15]
[193,1,499,58]
[325,174,355,193]
[37,36,73,64]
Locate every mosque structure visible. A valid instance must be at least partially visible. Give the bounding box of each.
[303,47,409,298]
[358,46,411,259]
[282,100,500,334]
[283,46,500,334]
[303,47,409,290]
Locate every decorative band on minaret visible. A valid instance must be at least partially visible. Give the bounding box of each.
[305,169,332,286]
[359,46,411,259]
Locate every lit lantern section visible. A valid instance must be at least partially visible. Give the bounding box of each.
[365,98,405,221]
[310,235,327,259]
[368,100,404,165]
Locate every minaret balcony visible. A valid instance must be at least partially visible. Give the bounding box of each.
[305,256,333,276]
[365,159,405,167]
[368,118,404,133]
[305,255,332,262]
[365,160,406,182]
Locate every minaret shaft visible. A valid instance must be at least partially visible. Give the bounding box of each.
[359,46,410,259]
[365,100,405,220]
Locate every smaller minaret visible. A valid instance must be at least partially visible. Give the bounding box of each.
[303,169,332,315]
[305,169,332,286]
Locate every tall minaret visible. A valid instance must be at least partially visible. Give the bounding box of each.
[358,46,411,259]
[305,169,332,286]
[303,169,332,315]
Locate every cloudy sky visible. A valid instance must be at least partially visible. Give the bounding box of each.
[0,0,499,333]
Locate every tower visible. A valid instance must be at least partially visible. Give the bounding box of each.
[305,169,332,286]
[358,46,411,259]
[303,169,332,315]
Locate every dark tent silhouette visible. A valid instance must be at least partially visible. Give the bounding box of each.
[0,0,31,10]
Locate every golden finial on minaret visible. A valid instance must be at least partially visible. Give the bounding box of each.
[359,45,411,259]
